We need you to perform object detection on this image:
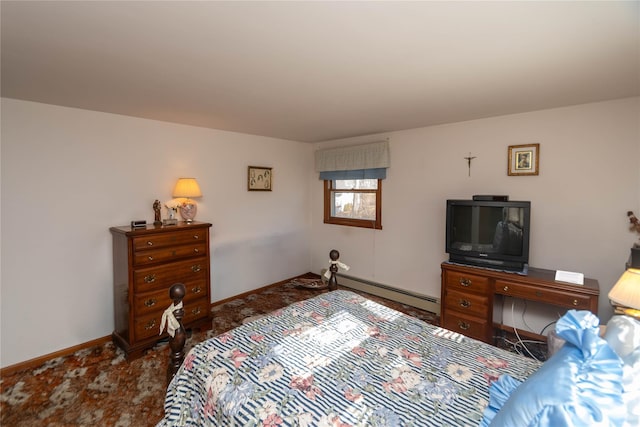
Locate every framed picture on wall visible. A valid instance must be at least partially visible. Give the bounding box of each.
[508,144,540,176]
[248,166,272,191]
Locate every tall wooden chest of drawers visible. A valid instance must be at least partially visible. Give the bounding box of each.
[110,221,212,359]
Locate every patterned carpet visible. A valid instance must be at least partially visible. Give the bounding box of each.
[0,277,439,427]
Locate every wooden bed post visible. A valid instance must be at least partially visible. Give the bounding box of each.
[328,249,340,291]
[167,283,186,384]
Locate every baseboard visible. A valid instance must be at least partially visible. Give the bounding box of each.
[325,270,440,315]
[1,335,112,377]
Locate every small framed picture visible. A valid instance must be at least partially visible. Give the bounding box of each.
[508,144,539,176]
[248,166,272,191]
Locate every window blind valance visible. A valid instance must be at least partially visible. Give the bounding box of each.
[315,141,390,173]
[319,168,386,180]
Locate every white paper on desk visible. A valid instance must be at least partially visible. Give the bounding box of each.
[555,270,584,285]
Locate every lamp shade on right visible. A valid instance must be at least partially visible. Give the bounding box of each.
[608,268,640,310]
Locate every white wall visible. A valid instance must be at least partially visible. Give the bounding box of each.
[311,98,640,330]
[0,98,313,368]
[2,97,638,368]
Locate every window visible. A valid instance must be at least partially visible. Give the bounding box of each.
[324,179,382,229]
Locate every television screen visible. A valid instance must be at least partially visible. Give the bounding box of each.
[446,200,530,271]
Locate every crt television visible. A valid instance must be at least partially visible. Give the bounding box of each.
[445,199,531,271]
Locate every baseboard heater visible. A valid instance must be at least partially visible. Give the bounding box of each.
[321,270,440,315]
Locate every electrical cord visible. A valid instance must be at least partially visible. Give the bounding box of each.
[539,320,557,337]
[520,300,534,332]
[511,300,544,361]
[493,333,546,358]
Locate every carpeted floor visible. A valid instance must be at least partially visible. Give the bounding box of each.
[0,277,440,427]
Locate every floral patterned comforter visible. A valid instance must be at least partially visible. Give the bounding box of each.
[157,290,540,426]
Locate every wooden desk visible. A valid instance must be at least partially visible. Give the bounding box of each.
[440,262,599,343]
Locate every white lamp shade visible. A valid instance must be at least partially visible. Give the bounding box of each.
[608,268,640,310]
[172,178,202,198]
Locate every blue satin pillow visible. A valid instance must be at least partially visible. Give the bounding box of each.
[481,310,625,427]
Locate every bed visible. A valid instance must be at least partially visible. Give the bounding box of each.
[157,251,635,426]
[157,288,541,425]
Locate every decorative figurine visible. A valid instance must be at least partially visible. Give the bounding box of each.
[153,199,162,226]
[163,201,179,225]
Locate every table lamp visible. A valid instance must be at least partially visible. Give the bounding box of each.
[172,178,202,222]
[608,268,640,319]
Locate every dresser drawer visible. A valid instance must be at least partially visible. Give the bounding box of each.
[133,279,208,317]
[134,297,211,341]
[445,289,489,317]
[442,311,488,342]
[134,312,163,342]
[132,229,208,251]
[133,259,208,293]
[495,280,592,310]
[444,270,490,295]
[133,242,207,266]
[183,297,210,324]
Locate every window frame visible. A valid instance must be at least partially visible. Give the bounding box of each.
[323,179,382,230]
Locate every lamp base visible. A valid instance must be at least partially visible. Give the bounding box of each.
[613,305,640,320]
[179,202,197,222]
[623,308,640,319]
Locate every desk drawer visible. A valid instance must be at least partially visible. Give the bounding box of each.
[444,270,490,295]
[495,280,592,310]
[444,289,489,317]
[442,312,488,342]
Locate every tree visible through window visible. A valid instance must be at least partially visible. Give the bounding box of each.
[324,179,382,229]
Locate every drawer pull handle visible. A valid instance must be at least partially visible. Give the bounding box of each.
[459,278,472,287]
[503,286,509,292]
[146,241,153,246]
[193,235,200,239]
[573,299,578,306]
[144,274,156,283]
[144,319,156,330]
[459,299,471,308]
[144,298,157,307]
[147,256,154,261]
[192,265,201,272]
[192,307,201,315]
[194,248,199,253]
[192,286,202,293]
[457,321,470,330]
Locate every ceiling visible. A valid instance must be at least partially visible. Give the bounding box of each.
[2,1,638,142]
